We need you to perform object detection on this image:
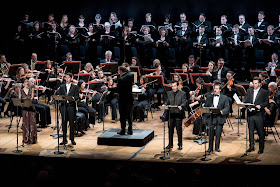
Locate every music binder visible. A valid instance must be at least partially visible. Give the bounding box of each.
[189,73,210,84]
[100,62,118,74]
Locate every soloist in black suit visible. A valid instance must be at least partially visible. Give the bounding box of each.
[243,87,268,151]
[166,90,187,147]
[56,83,79,142]
[204,93,230,151]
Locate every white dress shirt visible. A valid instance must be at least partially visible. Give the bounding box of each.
[66,83,71,95]
[253,87,260,104]
[213,94,220,108]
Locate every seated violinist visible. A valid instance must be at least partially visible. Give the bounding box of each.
[222,71,236,114]
[133,75,150,121]
[189,77,207,107]
[80,62,96,79]
[98,76,118,123]
[94,69,107,82]
[29,78,51,128]
[259,72,269,90]
[77,80,96,129]
[15,67,26,83]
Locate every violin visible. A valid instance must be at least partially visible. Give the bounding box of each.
[81,89,95,94]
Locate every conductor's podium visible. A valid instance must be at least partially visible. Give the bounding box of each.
[97,128,154,147]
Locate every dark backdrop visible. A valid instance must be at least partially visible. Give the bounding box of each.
[1,0,280,58]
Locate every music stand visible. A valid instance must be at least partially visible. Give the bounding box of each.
[8,64,22,77]
[239,103,256,158]
[189,73,210,84]
[34,61,47,71]
[274,69,280,78]
[160,105,172,160]
[74,73,91,82]
[100,62,118,75]
[142,68,156,75]
[249,70,268,80]
[11,98,23,153]
[63,61,81,74]
[200,107,221,161]
[231,88,246,137]
[130,66,141,76]
[53,95,64,154]
[96,92,107,133]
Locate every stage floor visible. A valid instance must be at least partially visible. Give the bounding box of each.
[1,102,280,165]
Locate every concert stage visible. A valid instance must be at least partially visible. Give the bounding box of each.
[0,102,280,186]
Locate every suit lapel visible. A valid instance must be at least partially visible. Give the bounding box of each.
[254,88,262,104]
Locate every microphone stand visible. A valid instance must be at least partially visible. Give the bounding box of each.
[160,105,170,160]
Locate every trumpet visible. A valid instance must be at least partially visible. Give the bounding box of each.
[0,62,9,75]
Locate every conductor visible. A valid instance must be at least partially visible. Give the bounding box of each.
[108,66,134,135]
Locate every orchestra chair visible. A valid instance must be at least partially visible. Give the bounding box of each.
[254,49,265,70]
[131,47,138,57]
[113,47,121,62]
[96,46,103,61]
[265,109,280,142]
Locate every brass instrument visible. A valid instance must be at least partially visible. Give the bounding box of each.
[0,62,9,75]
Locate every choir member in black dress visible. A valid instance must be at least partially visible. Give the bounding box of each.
[100,22,117,53]
[155,27,170,68]
[64,25,81,60]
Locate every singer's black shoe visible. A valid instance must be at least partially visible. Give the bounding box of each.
[258,149,264,154]
[117,130,125,135]
[71,140,76,145]
[60,141,68,145]
[215,148,221,152]
[247,147,255,152]
[178,145,183,150]
[206,149,213,153]
[127,130,133,135]
[165,145,173,150]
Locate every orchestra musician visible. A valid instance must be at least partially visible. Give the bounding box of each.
[165,81,187,151]
[205,61,217,83]
[243,77,268,154]
[148,60,167,110]
[133,75,150,122]
[216,58,230,82]
[77,80,96,129]
[204,82,230,153]
[56,72,79,146]
[222,71,236,114]
[29,78,51,128]
[98,76,118,123]
[18,79,37,144]
[188,55,200,73]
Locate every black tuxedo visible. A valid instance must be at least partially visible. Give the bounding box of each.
[243,87,268,151]
[109,72,134,132]
[166,90,187,147]
[57,83,79,142]
[192,20,212,34]
[204,93,230,151]
[239,22,250,34]
[254,20,269,38]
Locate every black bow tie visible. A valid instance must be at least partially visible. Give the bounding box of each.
[214,94,219,97]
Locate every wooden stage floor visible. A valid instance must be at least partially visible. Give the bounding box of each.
[1,101,280,166]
